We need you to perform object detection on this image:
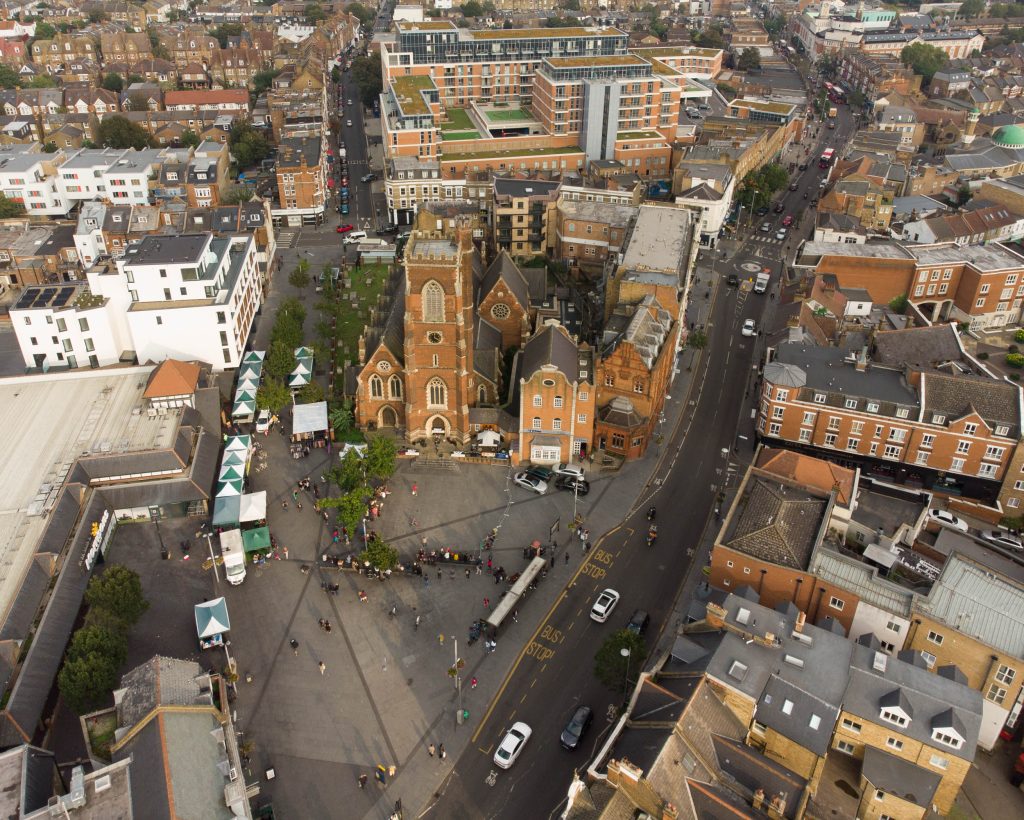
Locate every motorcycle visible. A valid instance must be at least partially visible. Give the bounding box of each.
[647,524,658,547]
[646,506,656,521]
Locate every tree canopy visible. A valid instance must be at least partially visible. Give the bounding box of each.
[305,2,326,24]
[364,436,396,481]
[0,65,18,89]
[97,115,152,150]
[594,630,647,692]
[229,121,271,168]
[84,565,149,627]
[210,23,243,49]
[350,56,382,108]
[900,42,948,83]
[101,73,123,93]
[0,194,26,218]
[738,47,761,72]
[737,163,788,208]
[256,376,291,412]
[251,67,281,97]
[958,0,986,18]
[691,24,726,50]
[346,2,376,28]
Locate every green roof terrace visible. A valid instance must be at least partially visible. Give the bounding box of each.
[391,75,437,117]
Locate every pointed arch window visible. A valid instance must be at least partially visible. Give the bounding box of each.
[422,280,445,323]
[427,377,447,408]
[369,374,383,399]
[388,375,403,400]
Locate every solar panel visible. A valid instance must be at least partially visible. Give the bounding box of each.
[52,287,73,307]
[15,291,35,309]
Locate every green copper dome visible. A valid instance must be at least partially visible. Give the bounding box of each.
[993,124,1024,149]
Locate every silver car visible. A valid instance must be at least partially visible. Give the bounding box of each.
[513,472,548,494]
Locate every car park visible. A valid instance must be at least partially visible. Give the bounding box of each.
[513,472,548,494]
[978,530,1024,551]
[625,609,650,636]
[560,706,593,751]
[741,319,756,337]
[493,722,532,769]
[927,508,969,533]
[555,475,589,496]
[590,589,620,623]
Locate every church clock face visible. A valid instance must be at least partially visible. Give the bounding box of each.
[427,331,443,344]
[491,303,510,320]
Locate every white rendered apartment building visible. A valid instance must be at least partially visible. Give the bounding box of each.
[0,144,69,215]
[11,233,262,371]
[57,147,165,205]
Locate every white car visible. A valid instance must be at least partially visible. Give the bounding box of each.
[346,119,353,127]
[927,508,969,533]
[347,99,353,105]
[513,472,548,494]
[255,409,271,434]
[590,589,620,623]
[554,463,585,480]
[741,319,756,337]
[978,530,1024,551]
[493,722,532,769]
[775,228,787,240]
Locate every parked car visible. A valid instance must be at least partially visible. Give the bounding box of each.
[978,530,1024,551]
[741,319,756,337]
[782,215,794,227]
[798,162,808,171]
[554,463,585,479]
[560,706,594,751]
[927,508,969,533]
[255,409,271,434]
[626,609,650,636]
[590,589,620,623]
[760,222,772,233]
[525,465,554,483]
[513,472,548,494]
[773,202,784,213]
[346,119,353,127]
[775,228,787,240]
[347,99,353,105]
[361,173,378,183]
[493,722,532,769]
[555,475,589,496]
[755,206,769,217]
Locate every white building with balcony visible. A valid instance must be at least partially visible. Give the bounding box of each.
[0,144,69,215]
[57,147,164,206]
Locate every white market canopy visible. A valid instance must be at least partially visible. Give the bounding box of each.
[195,597,231,638]
[292,401,328,436]
[225,435,251,453]
[239,491,267,523]
[476,430,501,447]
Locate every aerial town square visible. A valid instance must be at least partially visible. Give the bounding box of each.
[2,0,1024,818]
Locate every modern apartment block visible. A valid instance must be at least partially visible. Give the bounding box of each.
[11,234,261,371]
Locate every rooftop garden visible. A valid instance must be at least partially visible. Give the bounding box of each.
[444,145,584,161]
[441,131,483,141]
[483,107,533,123]
[441,107,474,132]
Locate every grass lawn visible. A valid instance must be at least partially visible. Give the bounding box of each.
[330,264,390,365]
[485,107,532,123]
[441,107,474,131]
[441,130,481,141]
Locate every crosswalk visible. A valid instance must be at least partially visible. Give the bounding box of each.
[749,235,786,245]
[277,230,300,248]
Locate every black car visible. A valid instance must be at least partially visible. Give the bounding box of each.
[560,705,594,751]
[755,206,769,217]
[798,163,808,171]
[626,609,650,636]
[526,465,554,483]
[377,224,399,235]
[726,273,739,287]
[361,172,378,183]
[555,475,590,496]
[773,202,784,213]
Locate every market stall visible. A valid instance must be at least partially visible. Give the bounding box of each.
[195,597,231,650]
[212,495,242,527]
[291,401,329,453]
[238,491,267,524]
[242,526,272,553]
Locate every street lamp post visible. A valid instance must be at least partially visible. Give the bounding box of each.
[620,646,631,700]
[205,533,220,584]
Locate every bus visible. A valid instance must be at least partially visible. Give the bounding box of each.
[824,81,846,104]
[819,148,835,169]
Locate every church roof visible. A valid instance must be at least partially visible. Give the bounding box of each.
[379,290,406,364]
[480,250,530,311]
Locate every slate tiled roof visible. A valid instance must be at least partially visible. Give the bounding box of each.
[872,324,964,371]
[724,478,828,570]
[861,746,941,807]
[520,322,580,382]
[480,251,530,311]
[922,370,1020,434]
[115,656,210,730]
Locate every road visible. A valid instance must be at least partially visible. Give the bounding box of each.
[327,68,377,232]
[422,97,862,820]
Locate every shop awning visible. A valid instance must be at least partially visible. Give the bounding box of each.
[292,401,328,436]
[239,491,267,523]
[242,351,266,365]
[242,526,272,553]
[195,597,230,638]
[212,495,241,526]
[232,400,256,418]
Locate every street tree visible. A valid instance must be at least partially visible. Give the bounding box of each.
[350,55,383,108]
[346,2,376,28]
[322,486,372,533]
[256,376,292,412]
[361,535,399,571]
[266,340,298,380]
[97,115,152,150]
[288,264,311,290]
[332,448,366,493]
[271,297,306,349]
[68,624,127,669]
[594,630,647,692]
[84,565,149,627]
[0,194,26,218]
[764,12,787,40]
[687,329,708,350]
[296,380,324,403]
[900,42,948,83]
[364,436,396,481]
[58,652,120,715]
[329,401,356,440]
[738,47,761,72]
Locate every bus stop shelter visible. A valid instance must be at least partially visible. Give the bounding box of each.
[485,556,547,635]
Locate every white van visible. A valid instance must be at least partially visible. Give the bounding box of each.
[343,231,367,244]
[220,529,247,585]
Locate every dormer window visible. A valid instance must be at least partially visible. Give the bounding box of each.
[112,214,122,222]
[932,414,946,425]
[932,730,963,750]
[880,708,909,727]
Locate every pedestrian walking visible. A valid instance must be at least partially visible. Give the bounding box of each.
[483,597,490,610]
[486,557,492,571]
[471,676,477,689]
[449,569,455,580]
[290,638,299,655]
[476,564,482,575]
[512,609,518,623]
[414,614,420,630]
[565,551,569,565]
[428,743,436,757]
[465,568,471,579]
[297,502,302,511]
[283,546,289,560]
[438,633,444,646]
[439,744,446,760]
[358,774,367,789]
[585,541,592,553]
[381,656,388,672]
[411,483,418,496]
[319,661,326,675]
[282,500,288,510]
[550,554,556,568]
[292,490,298,501]
[437,567,442,580]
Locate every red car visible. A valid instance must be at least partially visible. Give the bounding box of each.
[782,215,794,227]
[336,224,354,234]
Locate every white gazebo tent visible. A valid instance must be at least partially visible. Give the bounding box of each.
[292,401,328,439]
[238,491,267,523]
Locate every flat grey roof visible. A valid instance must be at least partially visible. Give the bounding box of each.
[800,241,915,260]
[558,199,636,227]
[774,342,919,406]
[620,204,692,273]
[123,233,210,266]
